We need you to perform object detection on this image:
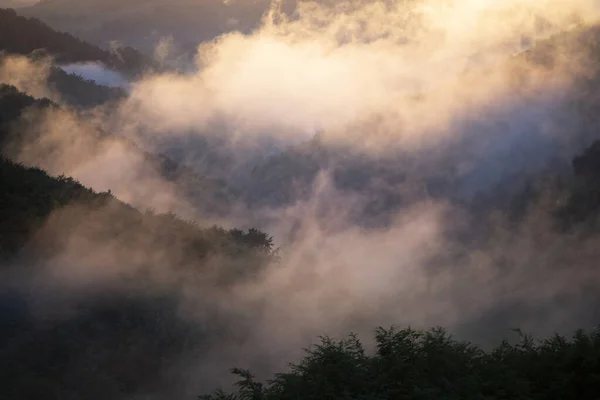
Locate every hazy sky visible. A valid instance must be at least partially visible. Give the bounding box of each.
[0,0,39,7]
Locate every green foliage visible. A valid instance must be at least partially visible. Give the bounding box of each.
[201,326,600,400]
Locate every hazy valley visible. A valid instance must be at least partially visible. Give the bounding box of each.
[2,1,600,399]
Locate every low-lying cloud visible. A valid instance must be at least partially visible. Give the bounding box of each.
[0,53,56,100]
[122,0,597,149]
[59,62,130,89]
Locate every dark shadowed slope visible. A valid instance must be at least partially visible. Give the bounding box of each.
[0,84,274,400]
[0,154,274,272]
[0,155,275,399]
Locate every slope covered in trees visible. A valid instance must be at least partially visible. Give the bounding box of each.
[0,83,235,216]
[0,52,126,107]
[0,7,161,77]
[0,70,276,397]
[0,83,54,145]
[0,7,131,107]
[0,154,274,275]
[0,154,275,400]
[46,65,126,107]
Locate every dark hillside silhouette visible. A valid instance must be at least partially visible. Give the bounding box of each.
[47,65,126,107]
[0,7,161,77]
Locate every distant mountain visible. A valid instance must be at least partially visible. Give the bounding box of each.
[0,8,162,78]
[18,0,298,54]
[0,8,133,106]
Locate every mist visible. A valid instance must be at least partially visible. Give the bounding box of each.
[0,52,55,100]
[59,62,130,89]
[3,0,600,398]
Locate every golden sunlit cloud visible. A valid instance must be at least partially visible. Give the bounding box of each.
[122,0,599,149]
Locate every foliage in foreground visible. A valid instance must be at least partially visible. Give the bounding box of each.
[200,326,600,400]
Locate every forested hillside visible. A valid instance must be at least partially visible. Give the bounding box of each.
[0,8,132,107]
[0,154,274,275]
[0,57,271,398]
[0,7,161,77]
[45,65,126,107]
[0,155,276,399]
[0,83,235,216]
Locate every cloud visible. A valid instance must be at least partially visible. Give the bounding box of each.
[6,106,202,220]
[121,0,598,150]
[0,53,57,101]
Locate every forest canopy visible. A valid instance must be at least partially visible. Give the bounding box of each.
[199,326,600,400]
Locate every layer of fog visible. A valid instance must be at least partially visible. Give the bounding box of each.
[0,52,56,100]
[3,0,600,397]
[59,62,130,89]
